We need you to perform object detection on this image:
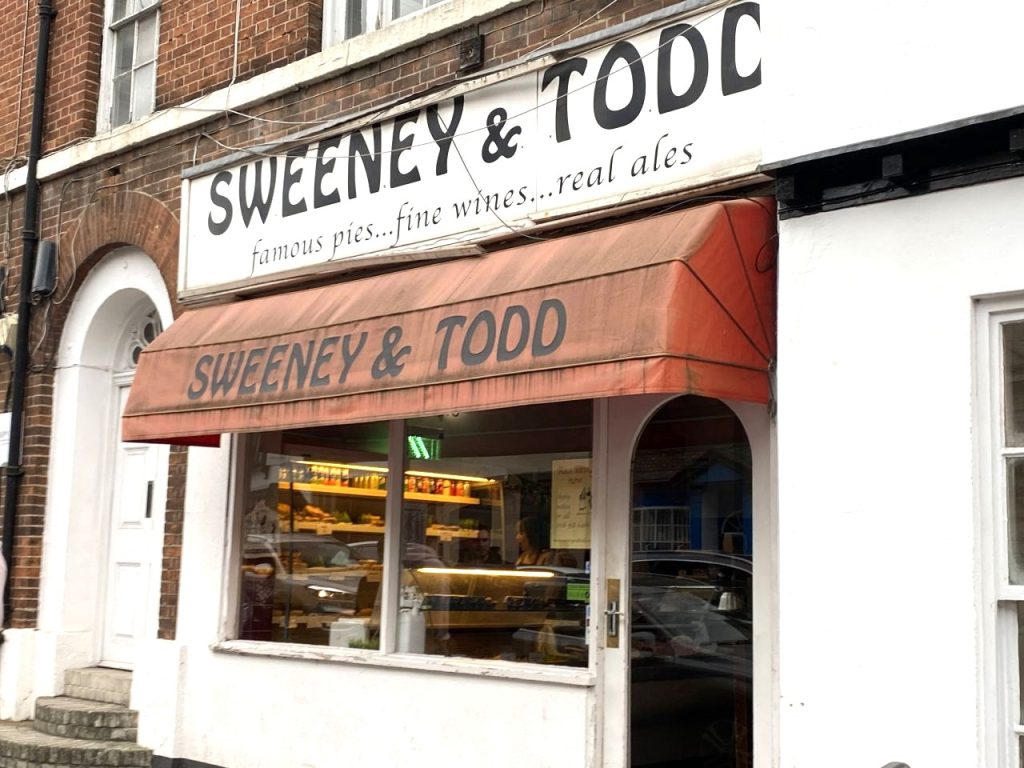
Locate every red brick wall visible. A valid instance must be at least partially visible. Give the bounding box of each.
[45,0,104,148]
[2,0,692,632]
[0,4,38,161]
[0,0,320,158]
[157,0,322,111]
[0,1,103,158]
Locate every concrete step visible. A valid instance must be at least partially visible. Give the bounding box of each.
[62,669,131,707]
[0,721,151,767]
[33,698,138,743]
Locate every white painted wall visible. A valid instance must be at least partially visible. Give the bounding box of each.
[762,0,1024,163]
[176,652,589,768]
[775,177,1024,768]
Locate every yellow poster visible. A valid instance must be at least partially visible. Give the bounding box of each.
[551,458,591,549]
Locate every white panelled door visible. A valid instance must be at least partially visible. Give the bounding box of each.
[101,383,160,668]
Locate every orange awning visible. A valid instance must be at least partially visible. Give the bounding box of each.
[123,199,776,446]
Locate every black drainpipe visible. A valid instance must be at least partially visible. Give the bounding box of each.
[3,0,56,628]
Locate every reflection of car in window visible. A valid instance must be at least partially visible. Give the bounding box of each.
[346,540,444,567]
[243,534,369,614]
[629,550,752,768]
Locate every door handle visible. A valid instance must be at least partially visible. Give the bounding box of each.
[605,600,623,636]
[145,481,153,519]
[605,578,622,648]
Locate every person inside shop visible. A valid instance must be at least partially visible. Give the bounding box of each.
[462,523,502,564]
[515,516,553,566]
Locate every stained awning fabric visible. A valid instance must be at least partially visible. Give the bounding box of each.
[123,199,776,446]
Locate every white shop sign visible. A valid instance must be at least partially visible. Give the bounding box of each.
[180,1,762,296]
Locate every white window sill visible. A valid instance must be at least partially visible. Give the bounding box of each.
[211,639,595,686]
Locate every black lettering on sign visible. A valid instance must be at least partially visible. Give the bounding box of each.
[284,341,315,391]
[391,111,422,189]
[282,145,309,218]
[461,310,497,366]
[238,347,267,396]
[594,42,646,130]
[497,305,530,362]
[239,161,277,228]
[433,300,568,371]
[207,171,233,236]
[658,24,709,113]
[480,109,521,163]
[372,326,412,379]
[311,337,340,386]
[435,315,467,371]
[314,136,342,209]
[337,332,368,384]
[721,1,761,96]
[260,344,289,393]
[210,352,245,396]
[348,124,383,199]
[426,96,464,175]
[532,299,567,357]
[187,354,214,400]
[541,58,588,143]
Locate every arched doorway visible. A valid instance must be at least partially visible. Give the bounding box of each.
[628,395,753,768]
[598,393,766,768]
[40,247,172,676]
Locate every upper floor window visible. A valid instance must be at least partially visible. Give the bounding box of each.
[101,0,159,130]
[325,0,447,44]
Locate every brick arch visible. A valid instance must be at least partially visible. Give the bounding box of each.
[62,189,180,313]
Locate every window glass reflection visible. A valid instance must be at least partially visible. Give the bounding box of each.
[237,403,594,668]
[1004,321,1024,447]
[1010,458,1024,585]
[401,402,593,665]
[239,423,388,648]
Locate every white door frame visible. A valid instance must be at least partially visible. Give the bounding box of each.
[596,394,777,768]
[38,248,173,686]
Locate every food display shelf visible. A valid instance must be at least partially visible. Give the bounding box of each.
[278,482,480,505]
[291,521,480,539]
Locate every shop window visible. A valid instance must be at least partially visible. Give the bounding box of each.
[324,0,447,43]
[237,401,593,667]
[239,421,389,646]
[100,0,159,131]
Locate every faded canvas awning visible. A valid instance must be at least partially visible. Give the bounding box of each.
[123,199,776,446]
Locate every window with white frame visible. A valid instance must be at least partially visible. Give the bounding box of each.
[236,400,593,666]
[982,306,1024,767]
[102,0,159,130]
[325,0,447,44]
